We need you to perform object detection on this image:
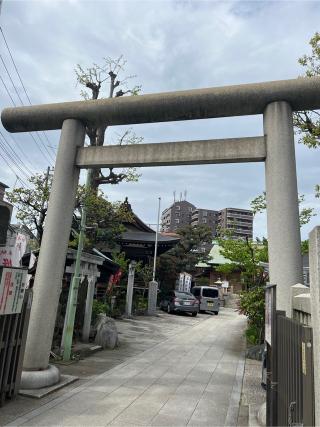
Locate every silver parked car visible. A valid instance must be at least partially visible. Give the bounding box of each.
[191,286,220,315]
[160,290,199,316]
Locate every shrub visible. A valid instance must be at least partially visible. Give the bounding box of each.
[92,300,110,322]
[238,286,265,344]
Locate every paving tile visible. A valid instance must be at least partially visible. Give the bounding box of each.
[110,398,165,425]
[158,395,199,419]
[21,408,77,426]
[174,382,206,399]
[151,413,189,426]
[140,383,176,402]
[2,310,247,427]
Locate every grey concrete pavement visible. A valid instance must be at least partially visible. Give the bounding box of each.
[2,308,246,427]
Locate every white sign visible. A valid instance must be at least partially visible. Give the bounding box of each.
[222,280,229,288]
[184,273,192,293]
[178,273,185,291]
[177,273,192,293]
[15,233,27,263]
[0,268,27,315]
[0,234,28,268]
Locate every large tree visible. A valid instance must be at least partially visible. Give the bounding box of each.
[6,171,132,247]
[157,225,212,290]
[216,233,268,290]
[293,32,320,198]
[75,56,142,191]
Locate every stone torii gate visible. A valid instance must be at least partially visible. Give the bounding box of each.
[2,76,320,388]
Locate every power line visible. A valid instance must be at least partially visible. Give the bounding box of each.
[0,26,32,105]
[0,68,54,165]
[0,136,31,180]
[0,74,16,105]
[0,26,57,160]
[0,149,30,189]
[28,131,55,164]
[0,53,24,105]
[0,129,36,172]
[0,129,35,176]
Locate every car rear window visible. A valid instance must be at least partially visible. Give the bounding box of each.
[202,288,219,298]
[175,291,195,300]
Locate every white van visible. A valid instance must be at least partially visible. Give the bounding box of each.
[190,286,220,315]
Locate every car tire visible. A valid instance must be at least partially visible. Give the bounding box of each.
[191,312,197,317]
[167,304,171,314]
[214,311,219,315]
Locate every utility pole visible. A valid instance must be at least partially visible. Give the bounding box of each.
[62,170,91,361]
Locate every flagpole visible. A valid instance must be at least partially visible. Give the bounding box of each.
[152,197,161,282]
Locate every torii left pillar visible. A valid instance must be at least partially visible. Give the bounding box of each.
[21,119,85,389]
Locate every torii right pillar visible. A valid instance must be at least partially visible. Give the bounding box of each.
[264,101,303,316]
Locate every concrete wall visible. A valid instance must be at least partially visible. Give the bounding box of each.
[291,283,311,326]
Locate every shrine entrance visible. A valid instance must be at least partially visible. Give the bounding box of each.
[2,76,320,386]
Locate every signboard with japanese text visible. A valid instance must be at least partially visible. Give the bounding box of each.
[178,273,184,291]
[0,233,28,268]
[184,273,192,293]
[0,267,28,315]
[178,273,192,293]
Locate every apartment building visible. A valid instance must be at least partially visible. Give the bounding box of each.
[161,200,196,232]
[161,199,253,240]
[218,208,253,239]
[191,208,219,235]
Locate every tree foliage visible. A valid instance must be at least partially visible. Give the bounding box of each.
[6,171,133,248]
[6,171,53,244]
[75,56,142,190]
[250,191,316,227]
[158,225,212,290]
[294,32,320,149]
[216,233,268,289]
[293,32,320,201]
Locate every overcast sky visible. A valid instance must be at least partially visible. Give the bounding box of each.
[0,0,319,239]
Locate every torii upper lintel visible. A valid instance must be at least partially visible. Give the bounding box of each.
[2,77,320,132]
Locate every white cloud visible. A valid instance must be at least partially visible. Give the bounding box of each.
[0,0,319,239]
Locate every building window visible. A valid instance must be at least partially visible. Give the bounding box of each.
[175,219,180,224]
[203,219,207,223]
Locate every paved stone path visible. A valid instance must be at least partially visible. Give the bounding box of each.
[5,309,246,426]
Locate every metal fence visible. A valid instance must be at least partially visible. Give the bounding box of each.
[268,309,314,426]
[0,289,32,406]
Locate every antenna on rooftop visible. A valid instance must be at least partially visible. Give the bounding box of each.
[184,190,187,201]
[173,191,176,203]
[180,192,182,202]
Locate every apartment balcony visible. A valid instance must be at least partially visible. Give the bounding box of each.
[226,213,253,219]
